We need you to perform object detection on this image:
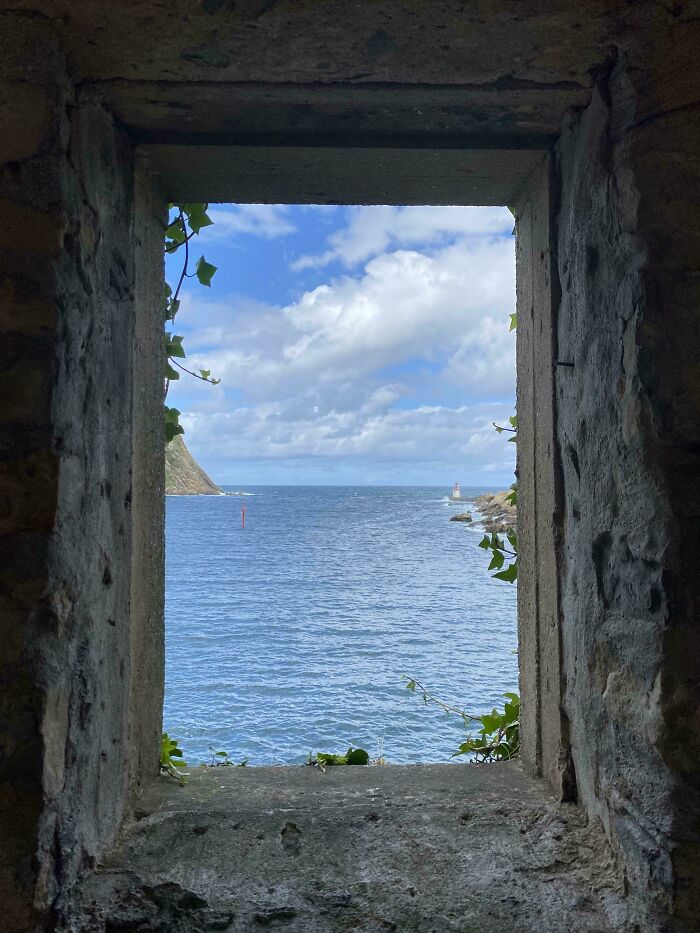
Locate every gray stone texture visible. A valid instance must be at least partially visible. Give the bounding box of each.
[554,34,700,926]
[0,18,165,929]
[58,764,629,932]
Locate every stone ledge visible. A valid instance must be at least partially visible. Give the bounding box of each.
[59,763,629,931]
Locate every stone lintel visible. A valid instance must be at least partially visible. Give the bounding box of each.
[142,143,546,206]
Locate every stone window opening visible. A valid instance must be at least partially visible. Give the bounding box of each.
[161,198,520,771]
[4,9,698,922]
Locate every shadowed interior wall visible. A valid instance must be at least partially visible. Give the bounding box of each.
[0,22,165,928]
[554,39,700,925]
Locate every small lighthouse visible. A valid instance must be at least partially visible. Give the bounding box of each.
[451,482,462,500]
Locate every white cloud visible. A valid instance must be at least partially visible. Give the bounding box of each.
[206,204,296,240]
[292,205,513,270]
[178,236,515,407]
[181,401,515,473]
[168,206,516,482]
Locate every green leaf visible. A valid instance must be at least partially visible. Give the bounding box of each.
[165,363,180,381]
[493,562,518,583]
[480,712,503,734]
[478,536,491,550]
[195,255,217,287]
[184,202,214,235]
[165,297,181,322]
[215,751,228,757]
[488,550,505,571]
[509,312,517,332]
[164,406,184,444]
[406,679,416,692]
[317,752,345,766]
[165,218,186,244]
[199,369,211,380]
[165,333,187,359]
[345,748,370,765]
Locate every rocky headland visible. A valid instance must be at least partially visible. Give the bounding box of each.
[471,491,517,533]
[165,435,222,496]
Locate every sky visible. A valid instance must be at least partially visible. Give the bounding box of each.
[165,204,516,487]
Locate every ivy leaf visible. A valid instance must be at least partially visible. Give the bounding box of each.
[164,406,184,443]
[184,203,214,235]
[478,536,491,550]
[488,550,505,571]
[165,218,186,244]
[165,362,180,381]
[199,369,211,380]
[493,562,518,583]
[165,333,186,359]
[509,313,517,332]
[165,297,180,322]
[480,712,502,734]
[406,679,416,692]
[345,748,369,765]
[195,255,217,287]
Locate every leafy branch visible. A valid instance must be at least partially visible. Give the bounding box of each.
[478,528,518,583]
[163,203,220,443]
[404,679,520,763]
[403,676,482,725]
[307,747,370,771]
[160,732,188,783]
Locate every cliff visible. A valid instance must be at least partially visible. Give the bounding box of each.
[165,435,222,496]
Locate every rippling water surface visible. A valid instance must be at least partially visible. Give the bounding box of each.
[164,486,517,765]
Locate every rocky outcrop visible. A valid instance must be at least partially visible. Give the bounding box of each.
[472,491,516,532]
[449,512,472,523]
[165,435,221,496]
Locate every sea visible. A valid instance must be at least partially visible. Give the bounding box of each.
[164,485,518,766]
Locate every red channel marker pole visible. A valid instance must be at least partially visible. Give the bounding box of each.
[241,504,246,528]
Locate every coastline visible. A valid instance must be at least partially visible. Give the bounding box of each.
[470,490,517,532]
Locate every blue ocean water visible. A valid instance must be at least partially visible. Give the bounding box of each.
[164,486,517,765]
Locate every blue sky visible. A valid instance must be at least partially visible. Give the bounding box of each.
[166,204,516,487]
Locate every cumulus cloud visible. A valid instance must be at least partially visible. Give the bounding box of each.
[292,205,513,270]
[181,401,515,472]
[168,205,516,483]
[178,236,515,408]
[206,204,296,240]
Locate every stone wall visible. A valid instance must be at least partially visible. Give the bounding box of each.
[0,21,165,928]
[554,34,700,926]
[1,3,699,929]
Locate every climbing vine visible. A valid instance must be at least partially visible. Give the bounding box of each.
[404,678,520,762]
[163,203,221,443]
